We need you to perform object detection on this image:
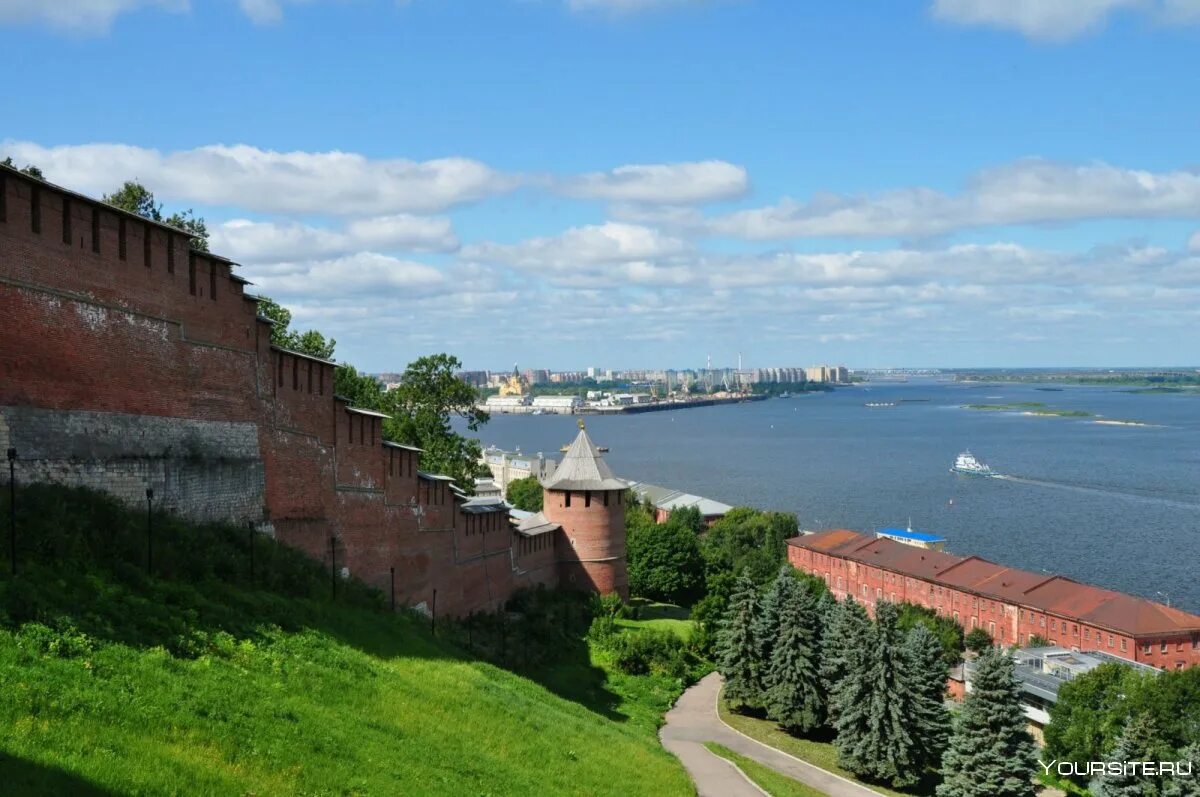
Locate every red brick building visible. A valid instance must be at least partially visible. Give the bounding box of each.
[789,529,1200,670]
[0,165,627,617]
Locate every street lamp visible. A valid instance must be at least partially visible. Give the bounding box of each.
[1155,591,1171,608]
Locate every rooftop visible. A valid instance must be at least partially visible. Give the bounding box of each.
[790,529,1200,638]
[878,526,946,543]
[626,481,733,518]
[541,426,626,492]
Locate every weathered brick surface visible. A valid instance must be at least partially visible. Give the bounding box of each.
[0,167,626,617]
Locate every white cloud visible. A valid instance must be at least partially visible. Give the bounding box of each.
[696,159,1200,240]
[930,0,1200,40]
[462,222,692,285]
[210,215,459,263]
[1188,230,1200,252]
[0,0,186,32]
[246,252,449,297]
[557,161,748,205]
[1,141,521,216]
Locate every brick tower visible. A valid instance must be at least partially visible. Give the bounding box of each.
[542,422,628,598]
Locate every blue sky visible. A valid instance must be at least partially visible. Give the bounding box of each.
[3,0,1200,371]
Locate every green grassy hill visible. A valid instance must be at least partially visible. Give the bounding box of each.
[0,484,692,796]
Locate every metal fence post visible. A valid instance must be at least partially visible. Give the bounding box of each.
[145,487,154,575]
[7,448,15,576]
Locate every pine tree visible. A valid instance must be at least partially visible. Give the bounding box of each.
[719,574,764,710]
[937,645,1038,797]
[902,622,952,774]
[755,566,800,690]
[1092,713,1174,797]
[820,597,871,718]
[833,601,919,787]
[1163,742,1200,797]
[765,578,824,734]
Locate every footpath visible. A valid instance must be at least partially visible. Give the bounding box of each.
[659,672,883,797]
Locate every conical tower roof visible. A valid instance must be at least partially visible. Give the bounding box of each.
[541,425,627,491]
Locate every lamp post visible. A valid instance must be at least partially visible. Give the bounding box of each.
[7,448,15,576]
[1156,591,1171,608]
[145,487,154,575]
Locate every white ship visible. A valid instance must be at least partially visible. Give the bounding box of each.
[950,450,998,477]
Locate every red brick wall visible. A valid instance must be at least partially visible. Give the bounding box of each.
[788,543,1200,670]
[543,487,628,598]
[1,169,578,618]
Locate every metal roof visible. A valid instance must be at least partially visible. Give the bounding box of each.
[541,428,626,491]
[417,471,456,482]
[789,529,1200,638]
[459,496,508,514]
[513,511,560,536]
[627,481,732,517]
[878,527,946,543]
[382,440,423,452]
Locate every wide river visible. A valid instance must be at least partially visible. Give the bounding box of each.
[466,380,1200,612]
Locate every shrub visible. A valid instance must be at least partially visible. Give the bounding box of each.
[610,628,687,678]
[964,627,993,653]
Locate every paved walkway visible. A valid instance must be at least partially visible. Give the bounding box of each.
[660,672,883,797]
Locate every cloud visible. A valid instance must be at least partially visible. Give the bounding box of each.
[1,141,521,216]
[930,0,1200,40]
[1189,230,1200,252]
[462,222,693,285]
[245,252,449,297]
[210,215,459,263]
[556,161,748,205]
[0,0,186,32]
[681,159,1200,240]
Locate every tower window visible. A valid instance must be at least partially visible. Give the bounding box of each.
[585,491,591,507]
[565,492,571,508]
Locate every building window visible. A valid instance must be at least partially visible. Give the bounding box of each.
[1072,624,1078,636]
[989,621,996,636]
[1050,620,1056,632]
[1162,642,1169,653]
[1108,635,1114,648]
[585,491,591,508]
[91,207,100,253]
[1084,628,1091,640]
[565,492,571,508]
[1121,639,1127,652]
[876,588,882,600]
[1144,643,1152,655]
[1040,616,1046,628]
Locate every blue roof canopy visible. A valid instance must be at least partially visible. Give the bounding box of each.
[879,527,946,543]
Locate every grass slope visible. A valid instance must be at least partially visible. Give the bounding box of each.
[0,484,692,796]
[704,743,827,797]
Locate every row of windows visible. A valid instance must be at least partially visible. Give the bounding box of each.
[562,490,621,508]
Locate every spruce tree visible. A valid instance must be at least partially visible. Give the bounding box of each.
[1163,742,1200,797]
[719,574,764,710]
[1091,713,1173,797]
[833,601,919,787]
[820,597,871,718]
[755,566,800,690]
[902,622,952,774]
[765,578,824,734]
[937,645,1038,797]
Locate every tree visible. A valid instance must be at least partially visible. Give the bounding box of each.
[765,576,824,734]
[897,602,965,669]
[383,354,490,489]
[964,627,993,653]
[719,574,764,711]
[1,156,44,178]
[256,296,337,359]
[505,476,543,512]
[937,645,1038,797]
[702,507,794,586]
[833,601,919,787]
[1163,742,1200,797]
[102,180,209,251]
[754,565,797,675]
[626,513,706,605]
[1045,662,1150,772]
[1091,713,1174,797]
[903,623,953,774]
[821,597,871,715]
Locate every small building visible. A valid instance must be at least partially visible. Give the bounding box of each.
[531,395,582,413]
[627,481,733,526]
[472,478,503,499]
[876,525,946,551]
[485,394,530,409]
[961,646,1160,739]
[480,446,557,497]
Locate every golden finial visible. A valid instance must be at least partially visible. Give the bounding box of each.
[577,418,586,430]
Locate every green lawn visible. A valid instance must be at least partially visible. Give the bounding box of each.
[718,698,922,797]
[705,743,828,797]
[617,601,696,640]
[0,484,693,796]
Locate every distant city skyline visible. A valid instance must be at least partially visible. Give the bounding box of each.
[4,1,1200,370]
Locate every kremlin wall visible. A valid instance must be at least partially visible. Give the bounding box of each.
[0,165,627,617]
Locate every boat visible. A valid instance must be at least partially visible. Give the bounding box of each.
[865,402,896,407]
[778,391,792,399]
[950,450,998,477]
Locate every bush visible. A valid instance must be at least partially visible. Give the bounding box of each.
[609,628,688,678]
[964,627,993,653]
[588,614,618,643]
